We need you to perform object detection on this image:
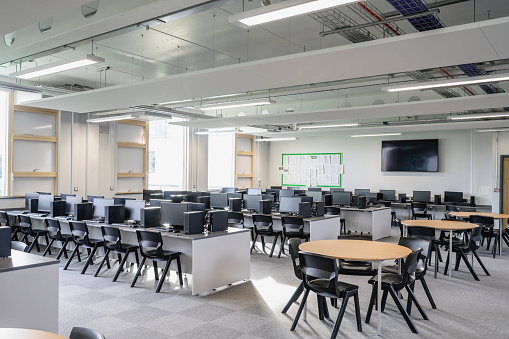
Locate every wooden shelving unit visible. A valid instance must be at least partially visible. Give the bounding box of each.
[235,134,254,189]
[116,120,148,194]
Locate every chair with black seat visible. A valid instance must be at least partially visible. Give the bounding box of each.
[473,215,499,257]
[379,201,397,226]
[278,216,309,258]
[11,241,29,252]
[228,211,253,241]
[131,229,183,293]
[18,214,50,253]
[366,250,428,334]
[443,205,459,220]
[94,226,140,282]
[43,218,72,259]
[281,238,304,314]
[69,326,105,339]
[290,252,362,338]
[335,235,377,277]
[250,214,282,258]
[325,206,346,235]
[382,237,437,312]
[444,225,490,280]
[411,202,432,220]
[64,221,107,274]
[407,226,443,277]
[0,211,20,241]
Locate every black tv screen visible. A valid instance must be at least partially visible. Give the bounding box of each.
[381,139,438,172]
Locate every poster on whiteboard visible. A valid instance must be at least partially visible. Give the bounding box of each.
[282,153,342,187]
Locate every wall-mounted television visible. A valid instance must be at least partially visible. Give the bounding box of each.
[381,139,438,172]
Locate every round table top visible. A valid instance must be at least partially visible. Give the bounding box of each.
[299,240,411,261]
[401,219,478,230]
[0,328,68,339]
[449,211,509,219]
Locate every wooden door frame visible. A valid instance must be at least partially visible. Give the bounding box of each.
[499,155,509,214]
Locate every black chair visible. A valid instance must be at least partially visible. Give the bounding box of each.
[43,218,73,259]
[131,229,183,293]
[444,226,490,280]
[382,237,437,312]
[95,226,140,282]
[278,216,309,258]
[290,252,362,338]
[379,201,397,226]
[336,236,377,277]
[366,250,428,334]
[64,221,107,274]
[474,215,499,257]
[18,214,50,253]
[69,326,105,339]
[281,238,304,314]
[443,205,459,220]
[325,206,346,235]
[0,211,20,241]
[250,214,282,258]
[11,241,29,252]
[228,211,253,241]
[407,226,442,278]
[411,202,432,220]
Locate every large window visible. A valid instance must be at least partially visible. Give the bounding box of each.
[208,132,235,190]
[0,90,8,196]
[148,119,186,191]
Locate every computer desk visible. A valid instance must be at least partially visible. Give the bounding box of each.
[339,206,392,240]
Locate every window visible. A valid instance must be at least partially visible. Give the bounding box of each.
[0,90,8,196]
[208,132,235,190]
[148,119,186,191]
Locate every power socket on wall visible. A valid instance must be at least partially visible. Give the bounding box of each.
[74,187,78,191]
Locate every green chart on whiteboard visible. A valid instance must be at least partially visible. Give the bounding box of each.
[281,153,343,187]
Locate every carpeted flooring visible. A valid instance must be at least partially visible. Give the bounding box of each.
[53,227,509,338]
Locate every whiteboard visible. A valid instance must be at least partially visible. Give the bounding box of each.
[282,153,342,187]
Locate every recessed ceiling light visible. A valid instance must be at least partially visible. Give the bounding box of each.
[10,54,104,79]
[350,133,402,138]
[300,123,359,130]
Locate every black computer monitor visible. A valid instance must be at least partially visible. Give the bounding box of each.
[301,196,313,204]
[149,199,167,207]
[380,190,396,201]
[186,192,202,203]
[125,200,146,222]
[329,188,344,193]
[221,187,237,193]
[279,189,294,197]
[143,189,162,202]
[38,195,55,212]
[243,194,263,211]
[92,198,115,218]
[306,191,323,202]
[227,193,243,200]
[293,190,307,195]
[160,202,188,227]
[279,197,302,214]
[265,189,279,195]
[60,194,75,201]
[187,202,206,212]
[25,193,39,208]
[246,188,262,195]
[87,195,104,203]
[261,194,275,202]
[286,187,300,190]
[307,187,322,192]
[163,191,177,199]
[271,186,283,189]
[210,193,228,209]
[413,191,431,203]
[332,192,351,205]
[113,197,135,205]
[65,196,83,215]
[354,189,370,196]
[444,191,463,204]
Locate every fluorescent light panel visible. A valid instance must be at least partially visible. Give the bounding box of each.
[351,133,402,138]
[448,113,509,120]
[196,128,238,135]
[300,123,359,130]
[229,0,357,28]
[87,114,133,123]
[10,54,105,79]
[382,73,509,92]
[197,98,275,111]
[255,137,297,141]
[477,128,509,132]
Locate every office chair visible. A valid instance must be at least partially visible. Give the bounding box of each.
[18,214,50,253]
[278,216,309,258]
[250,214,282,258]
[410,202,432,220]
[43,218,73,259]
[69,327,105,339]
[64,221,107,274]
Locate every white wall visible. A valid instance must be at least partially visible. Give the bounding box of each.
[267,129,494,205]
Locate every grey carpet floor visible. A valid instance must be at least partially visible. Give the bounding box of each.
[53,228,509,338]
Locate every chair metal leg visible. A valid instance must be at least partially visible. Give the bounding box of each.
[176,256,183,285]
[134,250,140,268]
[472,250,490,276]
[419,276,437,309]
[131,257,147,287]
[281,282,303,314]
[261,236,266,253]
[81,245,99,274]
[331,294,350,339]
[353,291,362,332]
[317,295,325,320]
[405,285,428,320]
[156,258,172,293]
[388,286,418,333]
[113,251,131,282]
[34,235,41,252]
[365,283,377,324]
[44,233,51,255]
[250,234,258,253]
[269,234,278,258]
[42,239,55,256]
[153,261,159,280]
[94,250,110,277]
[381,290,388,312]
[290,289,310,331]
[459,250,480,281]
[64,245,79,270]
[278,236,286,259]
[56,238,70,260]
[27,235,40,253]
[454,252,461,271]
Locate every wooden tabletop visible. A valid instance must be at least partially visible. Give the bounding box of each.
[0,328,68,339]
[449,212,509,219]
[401,219,478,230]
[299,240,411,261]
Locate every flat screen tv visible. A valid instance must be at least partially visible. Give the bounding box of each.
[381,139,438,172]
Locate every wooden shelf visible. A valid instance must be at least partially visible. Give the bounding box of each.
[236,174,253,178]
[117,142,146,148]
[13,171,57,178]
[236,151,253,156]
[118,120,147,127]
[13,134,57,142]
[117,172,145,178]
[13,105,58,115]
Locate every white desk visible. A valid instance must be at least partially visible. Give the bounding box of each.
[340,207,392,240]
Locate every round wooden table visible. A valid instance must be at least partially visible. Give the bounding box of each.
[0,328,68,339]
[449,212,509,255]
[401,220,478,277]
[299,240,411,336]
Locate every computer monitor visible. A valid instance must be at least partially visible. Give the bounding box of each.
[113,197,134,205]
[329,188,344,193]
[332,192,351,206]
[186,192,202,203]
[413,191,431,203]
[354,189,370,196]
[177,191,190,196]
[271,186,282,189]
[307,187,322,192]
[210,193,228,209]
[293,190,307,195]
[60,194,75,201]
[163,191,177,199]
[25,193,39,208]
[444,191,463,204]
[160,202,188,227]
[143,189,162,202]
[38,195,55,213]
[187,202,206,212]
[286,187,301,190]
[124,200,146,222]
[65,196,83,215]
[87,195,104,203]
[246,188,262,195]
[227,193,243,200]
[301,196,313,204]
[261,194,275,202]
[306,191,323,202]
[279,189,294,197]
[380,190,396,201]
[265,189,279,195]
[92,198,115,218]
[243,194,263,211]
[149,199,167,207]
[279,197,302,214]
[221,187,237,193]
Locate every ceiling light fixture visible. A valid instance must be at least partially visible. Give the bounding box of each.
[255,137,297,142]
[229,0,357,28]
[300,123,359,130]
[447,113,509,120]
[10,54,105,79]
[87,114,133,123]
[477,128,509,132]
[195,128,238,135]
[350,133,402,138]
[196,98,275,111]
[382,73,509,92]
